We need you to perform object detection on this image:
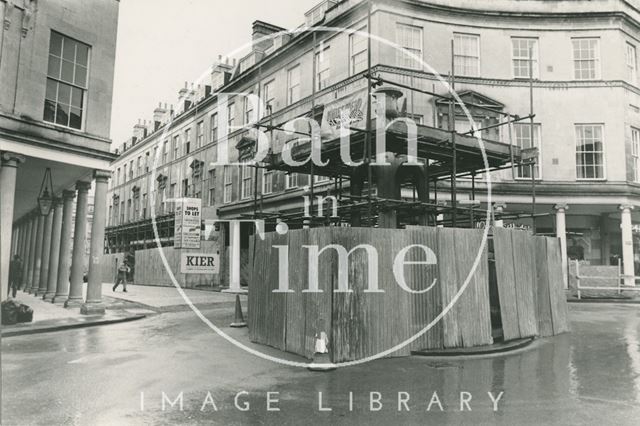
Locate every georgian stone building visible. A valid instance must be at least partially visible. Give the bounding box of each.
[107,0,640,286]
[1,0,119,311]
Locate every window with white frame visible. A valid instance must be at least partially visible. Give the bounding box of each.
[129,160,133,179]
[511,37,539,79]
[210,113,218,142]
[44,31,90,130]
[453,33,480,77]
[263,80,275,113]
[196,121,204,148]
[627,42,637,85]
[241,165,253,199]
[262,169,273,194]
[123,164,127,182]
[208,169,216,206]
[315,174,330,184]
[185,129,191,154]
[349,26,368,75]
[575,124,605,179]
[287,65,301,105]
[396,23,423,69]
[632,127,640,182]
[572,38,600,80]
[244,93,254,125]
[173,135,180,159]
[315,47,331,90]
[163,140,168,163]
[286,172,299,189]
[137,156,142,176]
[223,166,233,203]
[227,102,236,128]
[513,123,541,179]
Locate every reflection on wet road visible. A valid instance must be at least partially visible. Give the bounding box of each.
[2,304,639,425]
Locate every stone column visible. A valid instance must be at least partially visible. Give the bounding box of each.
[65,181,90,308]
[493,203,506,228]
[11,225,19,258]
[81,171,110,315]
[37,209,54,296]
[21,214,33,291]
[0,152,25,301]
[17,223,25,261]
[229,220,242,292]
[554,203,569,289]
[53,190,75,304]
[620,204,635,287]
[29,213,45,294]
[44,198,63,301]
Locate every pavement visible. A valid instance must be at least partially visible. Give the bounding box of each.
[1,283,244,337]
[101,283,242,311]
[2,303,640,425]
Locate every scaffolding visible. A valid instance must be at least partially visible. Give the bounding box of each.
[244,10,542,231]
[106,9,545,253]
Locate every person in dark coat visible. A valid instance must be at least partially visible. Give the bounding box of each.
[112,260,129,292]
[125,249,135,284]
[8,255,23,298]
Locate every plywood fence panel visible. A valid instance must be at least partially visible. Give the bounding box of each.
[437,228,463,348]
[248,226,561,362]
[248,234,266,343]
[453,228,493,348]
[534,237,554,337]
[305,228,333,359]
[406,226,442,351]
[492,227,521,341]
[285,229,307,356]
[378,228,412,357]
[264,232,288,350]
[511,230,539,338]
[331,227,362,362]
[546,237,570,334]
[132,242,218,289]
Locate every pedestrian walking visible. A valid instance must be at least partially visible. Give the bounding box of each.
[8,255,23,298]
[112,260,129,292]
[126,248,135,284]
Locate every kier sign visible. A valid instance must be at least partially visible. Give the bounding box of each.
[180,253,220,274]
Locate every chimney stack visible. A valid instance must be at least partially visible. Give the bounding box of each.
[251,20,282,53]
[153,102,167,131]
[132,119,146,142]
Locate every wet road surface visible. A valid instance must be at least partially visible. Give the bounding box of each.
[2,303,639,425]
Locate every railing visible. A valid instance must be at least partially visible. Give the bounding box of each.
[573,259,640,299]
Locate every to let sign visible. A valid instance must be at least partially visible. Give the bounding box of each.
[174,197,202,249]
[180,253,219,274]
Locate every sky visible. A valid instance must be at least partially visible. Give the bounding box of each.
[109,0,318,145]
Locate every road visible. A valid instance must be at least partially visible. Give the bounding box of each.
[2,303,639,425]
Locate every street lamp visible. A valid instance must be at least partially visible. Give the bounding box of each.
[37,168,54,216]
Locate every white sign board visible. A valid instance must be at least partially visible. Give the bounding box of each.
[320,90,367,140]
[174,197,201,249]
[180,253,220,274]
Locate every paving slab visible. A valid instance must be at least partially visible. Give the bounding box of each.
[101,283,242,309]
[1,291,146,337]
